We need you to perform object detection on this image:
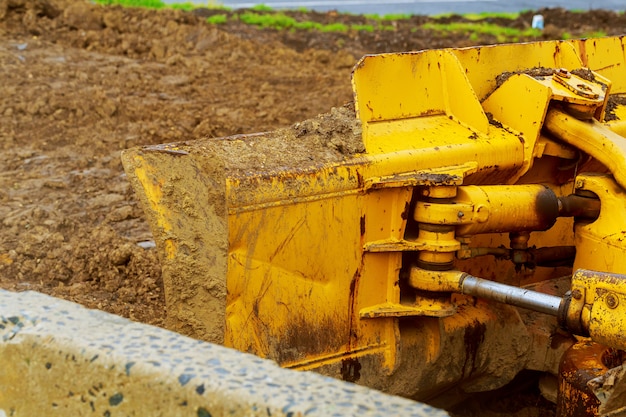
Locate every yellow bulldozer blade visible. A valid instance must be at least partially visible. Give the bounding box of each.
[122,37,626,408]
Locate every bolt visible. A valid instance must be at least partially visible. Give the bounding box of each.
[457,211,464,218]
[571,289,583,300]
[606,293,619,309]
[575,179,585,189]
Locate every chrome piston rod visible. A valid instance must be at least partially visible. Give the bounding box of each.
[460,275,563,316]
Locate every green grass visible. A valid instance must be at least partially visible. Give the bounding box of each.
[462,12,520,20]
[206,14,228,24]
[321,23,349,32]
[433,11,520,19]
[250,4,274,11]
[94,0,167,8]
[582,31,608,38]
[91,1,603,42]
[421,22,541,42]
[169,2,198,11]
[381,13,411,21]
[562,30,608,40]
[350,24,374,32]
[94,0,228,9]
[238,12,299,30]
[237,12,385,33]
[363,13,411,21]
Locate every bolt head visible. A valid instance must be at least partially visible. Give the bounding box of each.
[571,289,583,300]
[606,293,619,309]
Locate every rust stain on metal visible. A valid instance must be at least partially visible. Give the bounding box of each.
[341,357,362,383]
[557,341,606,417]
[462,320,486,377]
[401,201,410,220]
[274,315,349,365]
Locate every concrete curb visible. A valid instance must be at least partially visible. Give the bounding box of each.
[0,290,448,416]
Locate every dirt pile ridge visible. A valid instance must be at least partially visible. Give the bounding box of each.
[0,0,356,326]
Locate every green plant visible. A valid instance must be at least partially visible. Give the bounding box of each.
[433,11,519,20]
[236,12,354,33]
[239,12,297,29]
[463,12,519,20]
[382,13,411,21]
[582,31,608,39]
[350,24,374,32]
[206,14,228,24]
[206,0,229,9]
[170,2,197,11]
[251,4,273,11]
[297,21,322,30]
[421,22,541,43]
[94,0,166,8]
[320,23,348,33]
[95,0,230,10]
[559,31,607,41]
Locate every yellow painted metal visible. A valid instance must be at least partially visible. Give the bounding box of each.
[408,268,465,293]
[607,119,626,137]
[223,45,590,371]
[412,228,460,256]
[413,184,559,235]
[480,65,608,184]
[359,301,453,319]
[450,40,583,101]
[352,50,489,144]
[573,174,626,273]
[545,110,626,190]
[351,50,526,186]
[569,270,626,350]
[122,37,626,402]
[482,74,553,180]
[549,71,605,102]
[223,164,410,371]
[572,37,626,94]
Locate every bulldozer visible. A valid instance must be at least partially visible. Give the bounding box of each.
[122,37,626,416]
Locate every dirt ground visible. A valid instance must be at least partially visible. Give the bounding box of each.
[0,0,625,413]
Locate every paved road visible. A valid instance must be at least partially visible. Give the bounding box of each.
[165,0,624,15]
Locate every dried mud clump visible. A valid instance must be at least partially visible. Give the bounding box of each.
[208,103,364,177]
[291,102,364,156]
[605,95,626,122]
[495,67,557,88]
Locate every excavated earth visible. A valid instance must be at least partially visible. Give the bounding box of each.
[1,0,625,415]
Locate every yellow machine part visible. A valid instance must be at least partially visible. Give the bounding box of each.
[122,37,626,406]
